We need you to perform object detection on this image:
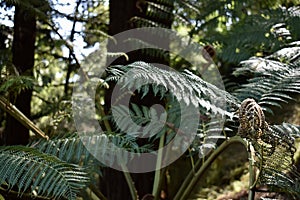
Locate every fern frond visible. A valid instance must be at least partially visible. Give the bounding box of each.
[0,146,88,200]
[112,101,205,146]
[193,119,231,157]
[130,16,167,28]
[217,6,300,64]
[29,133,94,165]
[249,123,300,197]
[107,52,129,61]
[254,141,300,197]
[30,132,153,167]
[269,45,300,64]
[150,0,174,7]
[146,1,173,24]
[122,38,170,61]
[236,43,300,75]
[235,57,288,76]
[0,76,34,95]
[131,0,174,28]
[233,46,300,114]
[276,123,300,138]
[112,103,166,138]
[106,61,239,118]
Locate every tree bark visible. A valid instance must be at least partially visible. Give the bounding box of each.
[101,0,174,199]
[4,3,36,145]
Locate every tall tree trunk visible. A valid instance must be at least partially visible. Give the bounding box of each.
[101,0,174,199]
[4,3,36,145]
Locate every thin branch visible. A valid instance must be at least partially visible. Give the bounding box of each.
[64,0,82,96]
[0,96,48,140]
[45,21,89,82]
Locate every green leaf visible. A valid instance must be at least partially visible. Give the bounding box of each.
[0,146,88,199]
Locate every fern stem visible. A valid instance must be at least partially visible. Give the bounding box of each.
[188,147,196,174]
[248,188,255,200]
[248,142,259,200]
[152,132,165,199]
[0,185,49,199]
[173,136,247,200]
[0,96,48,140]
[120,163,138,200]
[98,103,112,132]
[85,188,101,200]
[88,184,107,200]
[96,94,138,199]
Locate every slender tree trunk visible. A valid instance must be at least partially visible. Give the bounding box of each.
[102,2,141,199]
[4,3,36,145]
[101,0,174,199]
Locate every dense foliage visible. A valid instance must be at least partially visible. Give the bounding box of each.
[0,0,299,199]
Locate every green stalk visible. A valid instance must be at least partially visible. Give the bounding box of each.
[247,142,260,200]
[98,103,112,132]
[174,136,248,200]
[188,147,196,174]
[96,96,137,200]
[89,184,108,200]
[152,132,166,199]
[120,163,138,200]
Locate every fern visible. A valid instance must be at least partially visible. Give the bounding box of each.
[232,45,300,114]
[193,119,231,157]
[112,101,204,146]
[0,76,34,95]
[150,0,174,7]
[123,37,170,60]
[235,43,300,75]
[29,133,95,165]
[217,6,300,64]
[106,61,239,118]
[130,16,168,28]
[131,0,174,28]
[112,103,166,138]
[146,1,173,25]
[271,122,300,138]
[30,132,153,167]
[0,146,88,200]
[251,123,300,197]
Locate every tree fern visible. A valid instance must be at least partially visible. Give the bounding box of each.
[232,44,300,114]
[112,100,218,150]
[234,98,300,198]
[30,132,153,167]
[219,5,300,64]
[106,61,239,118]
[193,119,231,157]
[131,0,174,28]
[112,103,167,139]
[0,146,88,200]
[250,123,300,198]
[29,133,95,165]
